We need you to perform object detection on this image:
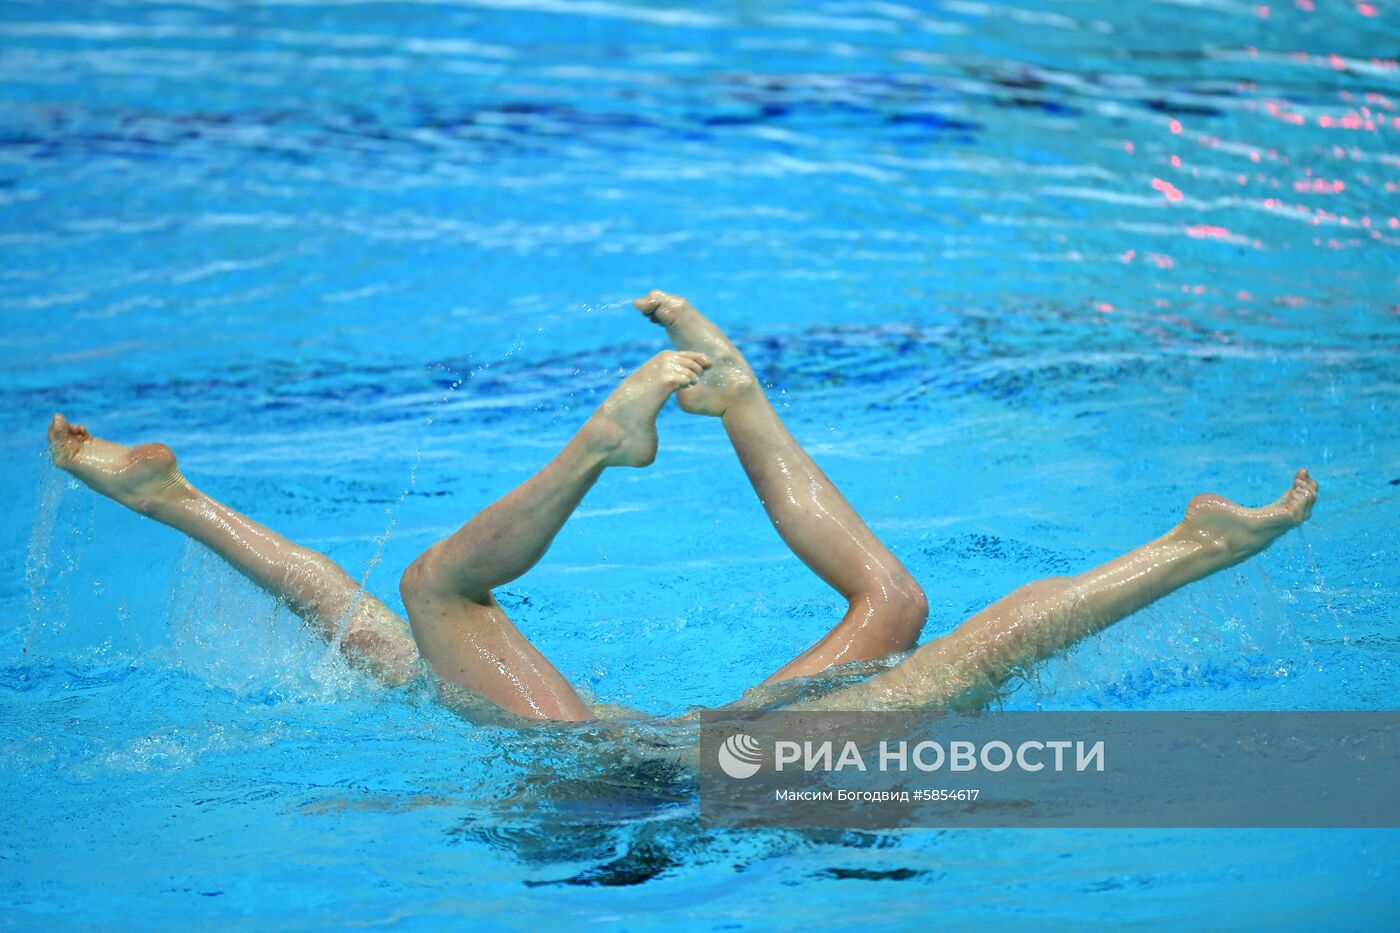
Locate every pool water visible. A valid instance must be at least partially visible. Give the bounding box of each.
[3,0,1398,927]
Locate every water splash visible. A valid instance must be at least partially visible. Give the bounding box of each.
[1000,548,1318,711]
[21,463,93,658]
[1295,526,1344,640]
[22,464,66,647]
[164,540,361,702]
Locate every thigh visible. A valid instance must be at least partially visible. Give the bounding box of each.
[401,588,591,721]
[762,597,925,686]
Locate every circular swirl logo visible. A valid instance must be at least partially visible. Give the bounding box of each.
[717,733,764,779]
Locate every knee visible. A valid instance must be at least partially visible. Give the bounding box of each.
[911,581,930,623]
[1016,575,1074,603]
[399,546,448,609]
[400,544,491,608]
[897,578,930,631]
[861,573,929,642]
[341,624,420,686]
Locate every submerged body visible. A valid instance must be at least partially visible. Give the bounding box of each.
[47,291,1317,722]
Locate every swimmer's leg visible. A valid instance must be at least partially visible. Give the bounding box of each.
[636,290,927,683]
[398,350,710,721]
[819,470,1319,710]
[46,414,420,686]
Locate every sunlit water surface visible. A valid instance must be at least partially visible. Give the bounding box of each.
[2,0,1398,927]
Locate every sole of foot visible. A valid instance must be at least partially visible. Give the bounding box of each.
[633,289,758,417]
[1180,468,1318,564]
[47,413,191,515]
[589,350,711,467]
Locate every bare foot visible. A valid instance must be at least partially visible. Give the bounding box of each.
[633,290,758,417]
[1177,468,1319,566]
[47,413,193,515]
[586,351,711,467]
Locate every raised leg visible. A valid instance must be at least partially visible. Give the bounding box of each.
[635,290,928,684]
[46,414,420,686]
[815,470,1320,710]
[398,350,710,721]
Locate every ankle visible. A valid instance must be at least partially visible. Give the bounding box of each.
[1163,522,1232,571]
[718,379,770,422]
[577,412,627,466]
[136,477,199,519]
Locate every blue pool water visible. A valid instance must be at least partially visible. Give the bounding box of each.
[3,0,1398,926]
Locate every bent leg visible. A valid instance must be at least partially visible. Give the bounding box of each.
[399,350,710,721]
[816,470,1319,711]
[47,414,419,686]
[636,290,927,683]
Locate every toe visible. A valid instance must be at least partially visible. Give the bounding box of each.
[1279,472,1317,522]
[671,357,701,380]
[46,413,85,465]
[634,290,690,326]
[675,355,705,376]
